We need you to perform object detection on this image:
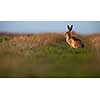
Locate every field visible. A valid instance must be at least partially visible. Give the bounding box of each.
[0,32,100,77]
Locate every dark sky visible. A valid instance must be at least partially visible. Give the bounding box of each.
[0,21,100,34]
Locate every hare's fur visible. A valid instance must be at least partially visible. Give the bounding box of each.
[65,25,84,48]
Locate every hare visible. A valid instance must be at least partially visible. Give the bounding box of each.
[64,25,84,48]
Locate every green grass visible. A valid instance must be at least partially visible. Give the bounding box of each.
[0,33,100,77]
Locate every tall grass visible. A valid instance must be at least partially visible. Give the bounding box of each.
[0,33,100,77]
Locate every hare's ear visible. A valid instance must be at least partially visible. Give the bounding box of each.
[70,25,73,31]
[67,25,70,31]
[67,25,73,31]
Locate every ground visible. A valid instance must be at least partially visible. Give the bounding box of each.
[0,32,100,77]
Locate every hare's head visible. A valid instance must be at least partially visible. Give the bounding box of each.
[64,25,73,38]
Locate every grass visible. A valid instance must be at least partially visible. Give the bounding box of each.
[0,32,100,77]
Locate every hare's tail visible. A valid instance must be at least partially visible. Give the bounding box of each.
[79,40,84,48]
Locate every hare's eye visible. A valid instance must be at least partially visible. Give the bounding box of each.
[66,32,69,34]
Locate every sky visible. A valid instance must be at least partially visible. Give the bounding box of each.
[0,21,100,34]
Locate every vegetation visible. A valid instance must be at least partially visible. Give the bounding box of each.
[0,32,100,77]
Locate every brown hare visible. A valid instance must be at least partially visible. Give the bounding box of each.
[64,25,84,48]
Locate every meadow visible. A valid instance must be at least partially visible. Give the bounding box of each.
[0,32,100,77]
